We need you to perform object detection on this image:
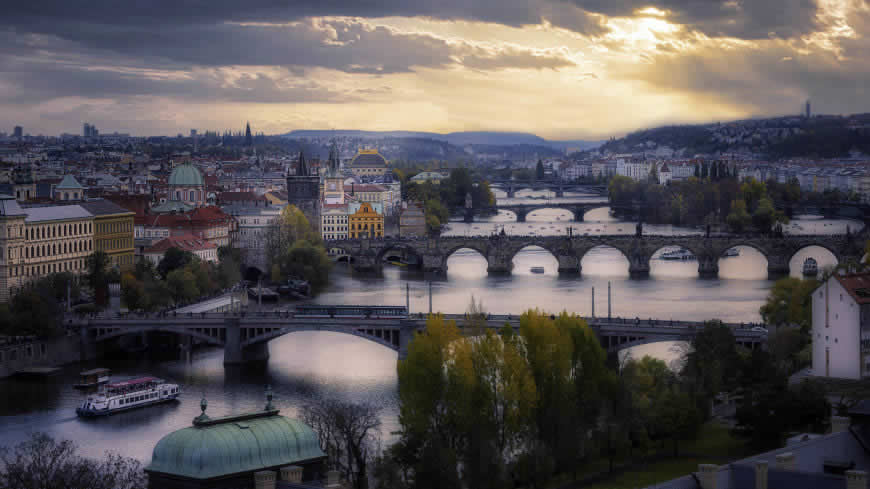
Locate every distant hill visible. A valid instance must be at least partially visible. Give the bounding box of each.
[593,113,870,158]
[282,129,603,151]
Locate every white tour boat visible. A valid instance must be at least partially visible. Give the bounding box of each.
[661,248,696,260]
[803,257,819,276]
[76,376,180,417]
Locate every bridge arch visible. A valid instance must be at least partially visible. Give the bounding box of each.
[376,243,423,268]
[242,326,401,353]
[717,245,770,280]
[580,205,611,222]
[788,244,839,277]
[442,244,490,275]
[648,243,708,278]
[92,325,225,346]
[578,244,631,277]
[507,243,564,275]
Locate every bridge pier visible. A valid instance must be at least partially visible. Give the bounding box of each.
[628,254,650,279]
[515,209,527,222]
[697,255,719,279]
[487,253,514,274]
[573,209,584,222]
[224,318,271,364]
[767,255,791,280]
[351,254,381,274]
[557,254,581,275]
[422,254,446,274]
[80,327,97,362]
[555,188,564,198]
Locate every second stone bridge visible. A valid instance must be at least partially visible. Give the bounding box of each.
[326,233,865,279]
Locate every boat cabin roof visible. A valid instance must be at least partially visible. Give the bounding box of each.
[107,376,162,388]
[80,368,110,376]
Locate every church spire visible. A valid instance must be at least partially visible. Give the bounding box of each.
[297,151,308,176]
[327,140,340,177]
[245,121,252,146]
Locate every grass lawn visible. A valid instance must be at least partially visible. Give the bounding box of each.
[541,421,751,489]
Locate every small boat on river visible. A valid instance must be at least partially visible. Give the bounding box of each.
[73,368,111,389]
[76,376,180,417]
[723,248,740,257]
[803,257,818,276]
[661,248,695,260]
[530,266,545,274]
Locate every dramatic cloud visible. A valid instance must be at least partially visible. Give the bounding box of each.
[2,0,869,137]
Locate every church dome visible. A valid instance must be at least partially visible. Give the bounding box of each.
[168,163,204,187]
[146,409,325,479]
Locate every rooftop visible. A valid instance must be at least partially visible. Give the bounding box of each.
[80,199,135,217]
[24,205,92,222]
[834,272,870,305]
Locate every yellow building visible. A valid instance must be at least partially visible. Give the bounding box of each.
[348,202,383,239]
[81,200,135,271]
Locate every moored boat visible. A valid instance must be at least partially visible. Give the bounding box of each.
[73,368,111,389]
[723,248,740,257]
[661,248,695,260]
[76,376,180,417]
[530,266,545,274]
[803,257,818,276]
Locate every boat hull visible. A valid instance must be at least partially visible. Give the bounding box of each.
[76,395,180,417]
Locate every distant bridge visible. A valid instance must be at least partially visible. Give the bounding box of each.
[326,232,865,278]
[489,201,611,222]
[68,312,766,364]
[488,181,608,198]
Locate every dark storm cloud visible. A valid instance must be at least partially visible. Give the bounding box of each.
[0,0,821,42]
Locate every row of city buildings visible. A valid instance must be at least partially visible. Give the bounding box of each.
[0,140,430,301]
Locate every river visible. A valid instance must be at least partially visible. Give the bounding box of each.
[0,191,861,463]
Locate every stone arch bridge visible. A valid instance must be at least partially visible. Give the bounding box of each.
[69,313,766,364]
[326,233,865,278]
[489,202,610,222]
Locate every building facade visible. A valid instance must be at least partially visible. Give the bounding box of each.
[81,199,135,272]
[399,201,426,237]
[348,149,389,177]
[812,272,870,379]
[144,234,218,266]
[348,202,383,238]
[321,204,349,241]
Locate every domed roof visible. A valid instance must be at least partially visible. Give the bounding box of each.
[350,150,388,168]
[146,410,324,479]
[169,163,204,187]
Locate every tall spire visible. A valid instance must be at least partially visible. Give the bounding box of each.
[327,140,340,177]
[245,121,253,146]
[297,151,308,176]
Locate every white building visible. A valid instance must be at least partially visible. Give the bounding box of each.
[321,204,349,241]
[812,272,870,379]
[615,158,652,181]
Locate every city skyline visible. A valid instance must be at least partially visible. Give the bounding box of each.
[2,0,869,139]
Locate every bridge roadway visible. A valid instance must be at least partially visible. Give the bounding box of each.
[326,232,865,279]
[68,312,766,365]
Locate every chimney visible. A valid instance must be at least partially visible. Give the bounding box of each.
[698,464,718,489]
[847,471,868,489]
[254,470,276,489]
[755,460,768,489]
[832,415,851,434]
[776,452,796,471]
[280,465,303,483]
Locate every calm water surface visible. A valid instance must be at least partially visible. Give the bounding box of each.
[0,191,860,462]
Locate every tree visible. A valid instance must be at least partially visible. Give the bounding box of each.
[301,398,381,489]
[86,251,111,307]
[120,272,145,311]
[0,433,146,489]
[536,160,545,181]
[166,268,199,303]
[680,320,741,414]
[272,240,332,290]
[726,199,751,232]
[264,205,320,271]
[156,247,193,278]
[760,277,818,331]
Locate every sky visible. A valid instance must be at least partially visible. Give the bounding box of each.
[2,0,869,140]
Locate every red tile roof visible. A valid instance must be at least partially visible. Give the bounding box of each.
[834,272,870,305]
[145,234,216,254]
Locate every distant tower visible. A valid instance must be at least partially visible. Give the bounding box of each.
[286,151,321,235]
[327,140,340,177]
[805,99,811,118]
[245,122,253,146]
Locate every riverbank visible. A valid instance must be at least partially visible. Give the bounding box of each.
[0,334,81,379]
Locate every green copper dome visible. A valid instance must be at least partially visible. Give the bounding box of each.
[168,163,204,187]
[146,411,325,479]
